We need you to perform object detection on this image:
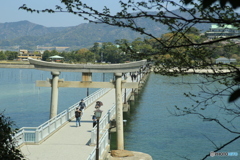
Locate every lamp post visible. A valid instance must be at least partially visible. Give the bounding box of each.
[87,88,89,97]
[95,109,103,160]
[124,88,126,104]
[103,73,105,82]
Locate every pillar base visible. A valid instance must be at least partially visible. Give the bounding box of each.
[108,150,153,160]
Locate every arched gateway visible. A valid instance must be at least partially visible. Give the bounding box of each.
[28,58,147,150]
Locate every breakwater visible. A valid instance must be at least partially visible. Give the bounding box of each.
[153,66,238,73]
[0,64,34,68]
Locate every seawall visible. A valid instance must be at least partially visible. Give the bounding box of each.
[0,64,34,69]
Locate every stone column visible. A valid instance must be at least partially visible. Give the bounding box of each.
[50,71,60,119]
[115,72,124,150]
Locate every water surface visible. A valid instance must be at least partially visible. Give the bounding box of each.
[0,69,239,159]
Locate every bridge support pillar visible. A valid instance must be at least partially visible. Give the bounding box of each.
[135,88,139,94]
[50,71,60,119]
[123,102,130,112]
[130,92,135,101]
[115,72,124,150]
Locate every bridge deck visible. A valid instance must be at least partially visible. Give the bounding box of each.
[20,88,116,160]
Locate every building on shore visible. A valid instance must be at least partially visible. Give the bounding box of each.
[205,24,240,40]
[37,46,69,51]
[49,55,64,62]
[18,50,43,60]
[215,57,237,64]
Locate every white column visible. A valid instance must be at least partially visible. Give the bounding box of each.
[115,72,124,150]
[50,71,60,119]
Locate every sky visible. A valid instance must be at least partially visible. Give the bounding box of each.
[1,0,183,27]
[1,0,124,27]
[4,0,236,28]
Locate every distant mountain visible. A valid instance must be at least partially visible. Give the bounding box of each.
[0,11,211,50]
[0,20,67,40]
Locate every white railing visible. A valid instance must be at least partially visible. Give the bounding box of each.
[87,129,109,160]
[90,87,132,145]
[89,73,135,144]
[87,70,150,160]
[90,105,114,145]
[88,86,133,160]
[13,88,111,146]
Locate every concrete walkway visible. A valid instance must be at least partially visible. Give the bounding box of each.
[20,88,117,160]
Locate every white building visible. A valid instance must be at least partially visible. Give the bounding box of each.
[215,57,236,64]
[205,24,240,39]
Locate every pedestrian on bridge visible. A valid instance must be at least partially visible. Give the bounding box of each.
[75,107,82,127]
[79,99,86,115]
[92,114,97,128]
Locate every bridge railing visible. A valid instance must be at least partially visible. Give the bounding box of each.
[90,104,114,145]
[89,86,132,148]
[87,129,109,160]
[13,88,111,146]
[87,71,148,159]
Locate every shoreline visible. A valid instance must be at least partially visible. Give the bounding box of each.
[0,63,34,69]
[153,66,237,74]
[0,63,237,73]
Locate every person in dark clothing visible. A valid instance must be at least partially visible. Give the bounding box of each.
[79,99,86,115]
[131,74,134,81]
[75,107,82,127]
[92,114,97,128]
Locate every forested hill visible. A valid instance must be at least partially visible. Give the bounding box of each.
[0,21,147,49]
[0,11,211,50]
[0,20,67,40]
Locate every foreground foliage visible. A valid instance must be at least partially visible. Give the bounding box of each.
[0,112,24,159]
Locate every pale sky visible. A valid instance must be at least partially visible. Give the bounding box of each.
[1,0,239,27]
[0,0,185,27]
[0,0,125,27]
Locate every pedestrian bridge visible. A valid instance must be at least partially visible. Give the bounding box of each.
[15,68,151,160]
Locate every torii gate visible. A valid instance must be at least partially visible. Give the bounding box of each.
[28,58,147,150]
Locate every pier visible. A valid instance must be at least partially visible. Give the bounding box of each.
[13,59,152,160]
[20,88,118,160]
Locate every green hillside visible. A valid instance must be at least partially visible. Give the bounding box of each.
[0,11,211,50]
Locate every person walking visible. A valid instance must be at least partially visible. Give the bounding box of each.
[79,99,86,115]
[75,107,82,127]
[92,114,97,128]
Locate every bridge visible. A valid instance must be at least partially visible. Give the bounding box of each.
[14,59,152,160]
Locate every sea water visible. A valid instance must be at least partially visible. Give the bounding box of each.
[0,68,239,159]
[0,68,113,127]
[111,73,240,160]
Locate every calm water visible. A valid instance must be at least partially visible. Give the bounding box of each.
[0,69,239,159]
[0,68,113,127]
[121,73,240,160]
